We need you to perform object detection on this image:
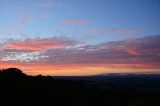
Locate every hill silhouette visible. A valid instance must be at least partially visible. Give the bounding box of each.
[0,68,160,106]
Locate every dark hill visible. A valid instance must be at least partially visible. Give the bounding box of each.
[0,68,160,106]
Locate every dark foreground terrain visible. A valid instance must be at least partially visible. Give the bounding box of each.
[0,68,160,106]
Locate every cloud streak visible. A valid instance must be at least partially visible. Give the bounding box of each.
[1,52,48,62]
[62,19,90,26]
[37,0,63,8]
[37,35,160,67]
[0,35,160,75]
[108,28,137,33]
[2,37,78,51]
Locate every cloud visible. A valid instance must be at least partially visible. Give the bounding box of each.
[62,19,90,26]
[2,37,78,51]
[87,28,137,36]
[0,35,160,70]
[40,13,53,19]
[0,11,34,38]
[37,1,55,8]
[18,12,33,27]
[37,0,62,8]
[108,28,137,34]
[1,52,48,62]
[125,48,140,56]
[21,34,159,69]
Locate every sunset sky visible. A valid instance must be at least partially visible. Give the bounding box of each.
[0,0,160,76]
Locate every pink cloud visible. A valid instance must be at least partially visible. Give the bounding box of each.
[108,28,137,33]
[18,12,33,27]
[125,48,140,56]
[40,35,160,68]
[62,19,90,26]
[88,29,101,36]
[0,35,160,70]
[37,1,55,8]
[40,13,53,19]
[87,28,137,36]
[3,37,78,51]
[37,0,63,8]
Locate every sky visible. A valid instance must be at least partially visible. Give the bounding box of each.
[0,0,160,76]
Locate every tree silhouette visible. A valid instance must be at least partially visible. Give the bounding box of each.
[0,68,27,78]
